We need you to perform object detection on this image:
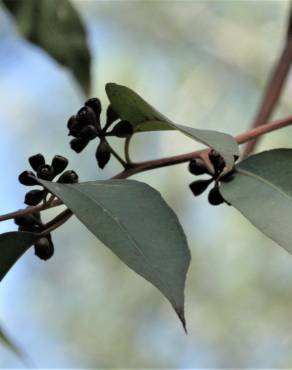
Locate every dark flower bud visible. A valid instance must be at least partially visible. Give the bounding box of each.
[15,211,43,232]
[80,125,98,140]
[189,179,213,196]
[188,159,208,176]
[208,186,224,206]
[70,137,89,153]
[51,155,68,175]
[24,189,45,206]
[85,98,102,123]
[14,215,32,227]
[18,224,42,232]
[110,120,133,137]
[106,105,119,127]
[77,106,96,127]
[37,164,55,181]
[67,115,82,137]
[34,235,54,261]
[96,139,111,169]
[57,170,79,184]
[18,171,38,186]
[14,213,42,228]
[208,150,225,175]
[28,153,45,171]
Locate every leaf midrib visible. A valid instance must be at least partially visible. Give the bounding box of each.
[237,168,292,201]
[65,183,178,305]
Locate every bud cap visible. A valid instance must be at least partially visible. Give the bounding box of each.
[18,171,38,186]
[51,155,69,175]
[34,235,54,261]
[96,139,111,169]
[24,189,45,206]
[29,153,45,171]
[208,186,224,206]
[57,170,79,184]
[189,179,213,196]
[37,164,55,181]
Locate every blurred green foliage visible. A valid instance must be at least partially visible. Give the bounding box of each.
[3,0,91,94]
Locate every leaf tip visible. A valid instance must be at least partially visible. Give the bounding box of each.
[105,82,117,93]
[175,306,187,334]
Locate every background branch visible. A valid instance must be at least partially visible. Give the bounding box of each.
[242,10,292,159]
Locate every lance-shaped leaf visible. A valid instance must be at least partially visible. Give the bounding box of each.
[39,179,190,330]
[3,0,91,95]
[106,83,239,169]
[0,231,38,281]
[106,83,173,131]
[220,149,292,254]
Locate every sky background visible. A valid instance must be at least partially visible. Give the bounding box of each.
[1,0,292,367]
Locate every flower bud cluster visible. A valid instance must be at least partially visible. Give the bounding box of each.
[18,154,78,206]
[188,150,236,206]
[67,98,133,169]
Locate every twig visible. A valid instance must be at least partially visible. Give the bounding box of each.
[113,115,292,179]
[1,115,292,223]
[0,199,62,222]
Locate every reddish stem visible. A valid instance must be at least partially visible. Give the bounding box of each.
[1,115,292,223]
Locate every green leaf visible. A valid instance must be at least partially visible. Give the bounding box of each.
[106,83,239,169]
[106,83,174,131]
[39,179,190,331]
[0,231,38,281]
[174,123,239,170]
[220,149,292,254]
[3,0,91,95]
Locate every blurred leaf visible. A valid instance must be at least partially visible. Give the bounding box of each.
[40,179,190,331]
[0,325,23,359]
[220,149,292,254]
[3,0,91,95]
[0,231,38,281]
[287,2,292,40]
[106,83,239,169]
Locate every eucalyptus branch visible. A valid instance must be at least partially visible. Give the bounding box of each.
[114,115,292,179]
[0,199,62,222]
[1,115,292,225]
